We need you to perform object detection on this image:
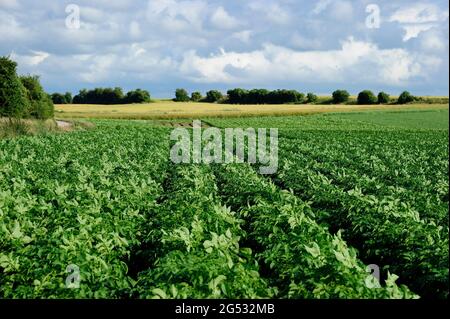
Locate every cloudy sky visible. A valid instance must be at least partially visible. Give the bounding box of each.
[1,0,448,97]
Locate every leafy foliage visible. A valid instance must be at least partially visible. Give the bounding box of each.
[206,90,224,103]
[0,56,30,118]
[332,90,350,104]
[72,88,151,104]
[398,91,415,104]
[191,91,203,102]
[307,93,318,104]
[357,90,377,105]
[174,89,190,102]
[378,92,390,104]
[20,75,54,119]
[226,88,304,104]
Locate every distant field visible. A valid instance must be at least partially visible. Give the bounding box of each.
[55,101,449,120]
[207,109,449,131]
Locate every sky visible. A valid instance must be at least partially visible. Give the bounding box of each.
[0,0,449,97]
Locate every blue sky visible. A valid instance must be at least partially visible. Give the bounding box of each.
[1,0,448,97]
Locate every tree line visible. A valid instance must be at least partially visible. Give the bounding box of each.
[0,56,54,120]
[174,88,420,105]
[52,87,151,105]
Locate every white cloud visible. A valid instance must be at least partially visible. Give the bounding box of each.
[390,3,448,24]
[10,50,50,66]
[329,1,353,21]
[210,6,240,29]
[419,28,448,51]
[249,2,292,25]
[180,37,432,86]
[401,24,435,41]
[390,3,449,41]
[231,30,253,43]
[146,0,207,32]
[312,0,332,14]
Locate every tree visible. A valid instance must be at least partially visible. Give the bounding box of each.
[227,88,248,104]
[307,93,318,103]
[191,91,202,102]
[357,90,377,105]
[20,75,54,119]
[206,90,223,103]
[0,56,30,118]
[398,91,415,104]
[64,92,73,104]
[175,88,190,102]
[73,89,87,104]
[378,92,390,104]
[332,90,350,104]
[124,89,151,103]
[248,89,270,104]
[51,93,67,104]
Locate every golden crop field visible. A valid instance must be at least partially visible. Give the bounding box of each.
[55,100,449,120]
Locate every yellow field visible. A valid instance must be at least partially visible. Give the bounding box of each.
[55,100,449,120]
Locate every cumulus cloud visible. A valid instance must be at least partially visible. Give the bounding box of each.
[180,37,435,86]
[231,30,253,43]
[389,3,449,41]
[11,51,50,66]
[0,0,448,96]
[210,6,240,29]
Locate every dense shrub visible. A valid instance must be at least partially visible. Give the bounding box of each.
[206,90,223,103]
[64,92,73,104]
[124,89,151,103]
[378,92,390,104]
[357,90,377,105]
[51,92,73,104]
[332,90,350,104]
[226,88,304,104]
[191,92,203,102]
[307,93,318,103]
[20,75,54,119]
[72,87,150,104]
[398,91,415,104]
[175,88,190,102]
[0,56,30,118]
[72,89,87,104]
[51,93,67,104]
[227,88,248,104]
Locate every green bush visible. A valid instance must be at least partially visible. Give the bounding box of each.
[357,90,377,105]
[307,93,318,104]
[0,56,30,118]
[191,91,202,102]
[64,92,73,104]
[51,93,67,104]
[398,91,415,104]
[206,90,223,103]
[124,89,151,103]
[175,89,190,102]
[332,90,350,104]
[20,75,54,119]
[378,92,390,104]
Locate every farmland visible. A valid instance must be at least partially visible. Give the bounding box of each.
[0,107,447,299]
[54,100,449,120]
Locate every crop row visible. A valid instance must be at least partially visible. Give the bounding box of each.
[134,164,275,299]
[212,163,416,299]
[273,132,448,298]
[278,131,449,227]
[0,125,170,298]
